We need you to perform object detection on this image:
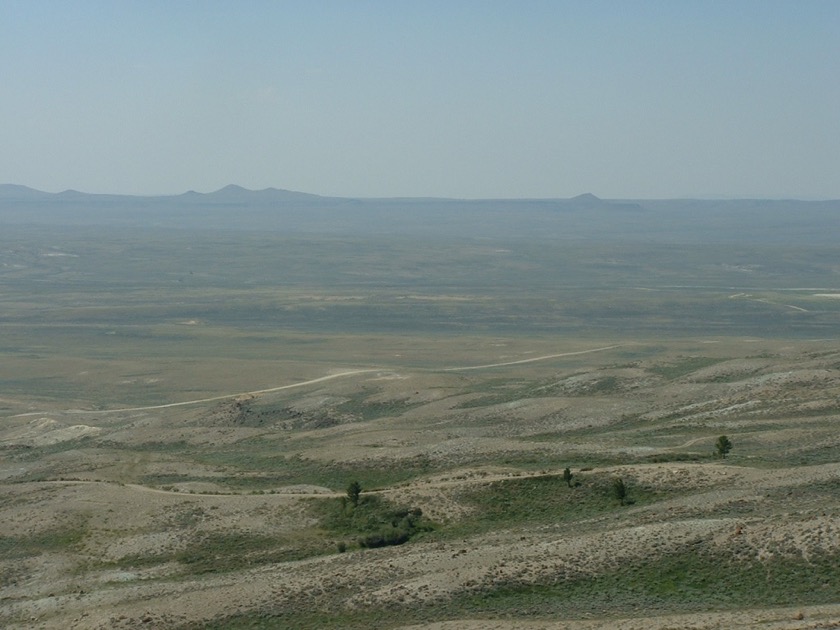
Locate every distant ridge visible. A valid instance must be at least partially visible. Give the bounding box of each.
[0,184,325,203]
[560,192,643,212]
[200,185,325,203]
[0,184,50,198]
[214,184,249,195]
[3,184,836,204]
[1,183,839,244]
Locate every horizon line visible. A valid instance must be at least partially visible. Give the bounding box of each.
[1,182,838,203]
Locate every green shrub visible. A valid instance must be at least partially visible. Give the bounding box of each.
[716,435,733,458]
[563,467,574,488]
[315,496,434,551]
[613,477,628,505]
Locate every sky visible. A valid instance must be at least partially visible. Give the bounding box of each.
[1,1,838,199]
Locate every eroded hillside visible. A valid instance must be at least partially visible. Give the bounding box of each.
[1,341,839,629]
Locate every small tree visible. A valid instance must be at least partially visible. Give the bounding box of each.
[612,477,627,506]
[563,467,574,488]
[346,480,362,507]
[715,435,733,459]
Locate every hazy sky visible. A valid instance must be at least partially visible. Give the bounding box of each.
[2,1,838,199]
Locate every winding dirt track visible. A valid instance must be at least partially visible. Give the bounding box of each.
[440,344,621,370]
[66,369,381,415]
[11,344,623,418]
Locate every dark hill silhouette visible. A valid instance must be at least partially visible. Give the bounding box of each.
[559,192,642,212]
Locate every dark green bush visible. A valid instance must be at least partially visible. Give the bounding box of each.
[316,496,434,551]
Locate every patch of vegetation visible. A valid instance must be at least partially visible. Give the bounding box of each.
[648,356,724,380]
[453,549,840,617]
[174,532,319,575]
[696,368,764,383]
[218,392,425,429]
[160,504,209,529]
[334,391,425,421]
[191,451,436,491]
[747,444,840,468]
[194,607,414,630]
[783,443,840,466]
[104,439,192,454]
[140,473,203,487]
[454,380,531,409]
[313,492,436,550]
[550,373,627,396]
[191,548,840,629]
[580,375,622,394]
[640,452,709,463]
[0,523,87,559]
[444,472,664,536]
[759,403,840,420]
[769,477,840,504]
[478,445,667,469]
[456,372,628,408]
[10,436,99,461]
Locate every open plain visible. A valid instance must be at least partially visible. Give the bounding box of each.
[1,192,839,628]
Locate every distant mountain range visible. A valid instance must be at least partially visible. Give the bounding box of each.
[0,183,326,203]
[1,184,838,243]
[0,183,622,205]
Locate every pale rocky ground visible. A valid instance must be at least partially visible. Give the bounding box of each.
[1,341,839,629]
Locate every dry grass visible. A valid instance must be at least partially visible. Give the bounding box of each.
[2,339,840,629]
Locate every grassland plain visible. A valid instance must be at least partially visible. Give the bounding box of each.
[1,224,840,628]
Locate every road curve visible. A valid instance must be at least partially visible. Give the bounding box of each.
[441,344,622,371]
[62,369,382,415]
[11,344,624,417]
